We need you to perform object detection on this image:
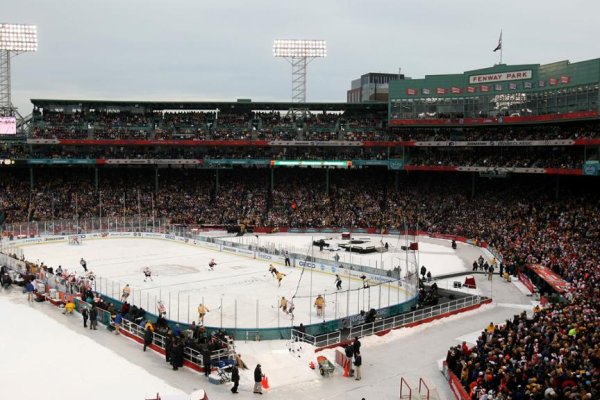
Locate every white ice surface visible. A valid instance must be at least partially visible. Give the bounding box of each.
[18,237,408,328]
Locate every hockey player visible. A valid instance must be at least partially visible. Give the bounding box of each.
[80,257,88,273]
[143,267,153,282]
[275,270,286,287]
[314,294,325,317]
[208,259,217,271]
[157,300,167,318]
[335,274,342,290]
[197,303,210,324]
[360,274,369,288]
[121,284,131,302]
[279,296,288,313]
[268,264,278,276]
[287,301,295,318]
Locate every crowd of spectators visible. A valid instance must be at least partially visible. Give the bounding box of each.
[407,148,584,170]
[1,169,599,397]
[27,109,599,142]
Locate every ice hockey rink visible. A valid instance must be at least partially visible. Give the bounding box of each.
[16,232,489,329]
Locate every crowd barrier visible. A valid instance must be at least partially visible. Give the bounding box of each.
[291,294,490,349]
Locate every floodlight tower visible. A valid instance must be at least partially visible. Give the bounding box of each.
[0,23,38,117]
[273,39,326,114]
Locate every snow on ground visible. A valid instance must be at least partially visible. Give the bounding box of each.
[2,238,532,400]
[0,292,186,400]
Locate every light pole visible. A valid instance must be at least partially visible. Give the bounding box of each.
[273,39,326,116]
[0,23,38,117]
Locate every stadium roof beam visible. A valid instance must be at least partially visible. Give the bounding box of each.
[0,23,38,117]
[273,39,326,117]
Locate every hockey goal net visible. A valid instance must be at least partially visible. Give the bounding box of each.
[68,235,83,245]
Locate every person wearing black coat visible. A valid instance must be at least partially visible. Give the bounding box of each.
[352,336,361,355]
[230,365,240,393]
[89,305,98,330]
[143,327,153,352]
[164,331,173,363]
[253,364,263,394]
[203,349,212,377]
[354,351,362,380]
[81,307,89,328]
[171,338,184,371]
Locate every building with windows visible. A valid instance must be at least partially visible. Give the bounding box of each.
[388,58,599,126]
[347,72,404,103]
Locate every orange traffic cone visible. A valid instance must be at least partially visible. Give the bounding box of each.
[343,362,349,377]
[261,375,270,389]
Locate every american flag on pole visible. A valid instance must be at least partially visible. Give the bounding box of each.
[493,31,502,52]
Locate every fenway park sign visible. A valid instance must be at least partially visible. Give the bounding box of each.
[469,70,532,84]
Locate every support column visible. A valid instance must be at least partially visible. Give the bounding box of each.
[155,167,159,193]
[555,175,560,200]
[471,173,476,198]
[270,168,274,192]
[395,170,399,192]
[325,169,329,193]
[29,167,34,190]
[94,167,99,191]
[215,169,220,194]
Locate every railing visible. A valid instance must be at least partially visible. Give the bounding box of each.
[288,294,487,350]
[419,378,430,400]
[1,216,169,238]
[291,328,341,348]
[400,377,412,399]
[347,294,485,340]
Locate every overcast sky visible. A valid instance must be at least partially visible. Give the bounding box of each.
[4,0,600,114]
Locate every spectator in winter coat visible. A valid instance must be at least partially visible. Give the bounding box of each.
[170,338,184,371]
[89,305,98,330]
[353,337,361,356]
[63,300,75,315]
[164,331,173,363]
[143,326,153,351]
[202,349,212,377]
[231,364,240,393]
[253,364,264,394]
[235,353,248,370]
[81,307,89,328]
[113,313,122,335]
[354,351,362,380]
[25,281,35,302]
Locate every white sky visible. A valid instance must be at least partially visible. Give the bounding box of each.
[4,0,600,115]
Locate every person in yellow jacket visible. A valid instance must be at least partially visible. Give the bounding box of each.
[314,294,325,317]
[275,271,286,287]
[198,303,210,324]
[63,300,76,315]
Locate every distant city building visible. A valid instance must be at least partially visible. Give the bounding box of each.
[347,72,404,103]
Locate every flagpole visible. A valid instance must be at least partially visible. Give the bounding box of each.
[500,30,503,64]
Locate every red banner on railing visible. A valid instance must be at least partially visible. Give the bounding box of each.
[518,271,535,294]
[527,264,570,294]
